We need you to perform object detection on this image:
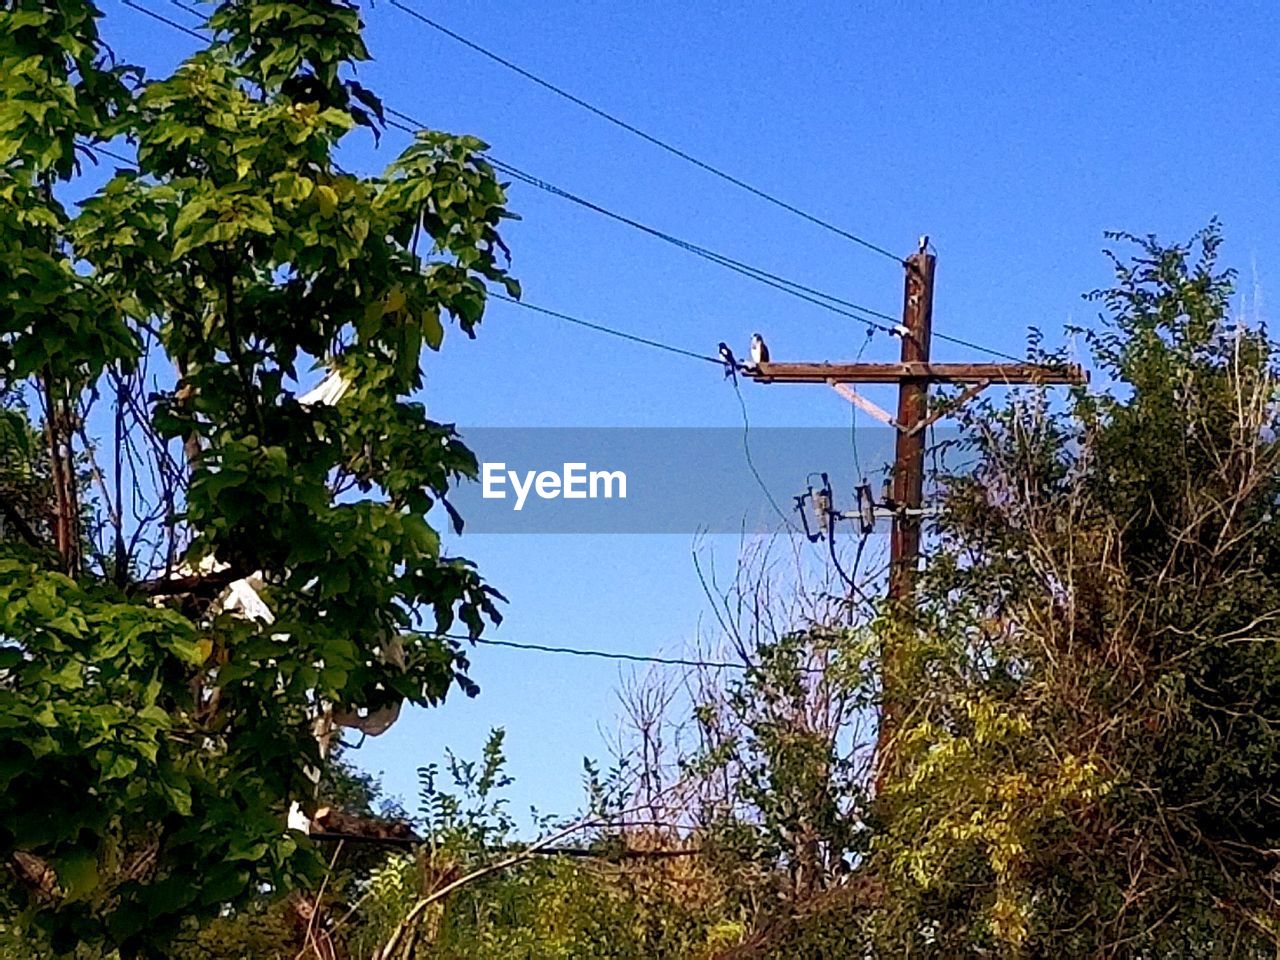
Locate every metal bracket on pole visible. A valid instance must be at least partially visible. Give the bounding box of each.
[837,506,938,522]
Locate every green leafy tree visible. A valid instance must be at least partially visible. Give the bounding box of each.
[0,0,516,955]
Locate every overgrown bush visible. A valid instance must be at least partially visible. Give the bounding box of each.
[875,223,1280,956]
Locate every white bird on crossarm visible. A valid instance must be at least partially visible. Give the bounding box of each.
[750,333,770,367]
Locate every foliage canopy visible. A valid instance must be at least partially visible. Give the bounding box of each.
[0,0,515,954]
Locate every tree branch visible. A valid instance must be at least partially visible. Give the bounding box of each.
[133,566,245,598]
[0,496,43,549]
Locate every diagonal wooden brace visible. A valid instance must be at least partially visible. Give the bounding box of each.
[906,378,991,437]
[827,379,899,429]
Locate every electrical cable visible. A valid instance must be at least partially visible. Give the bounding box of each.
[491,293,723,366]
[84,143,134,166]
[121,0,206,40]
[931,329,1025,364]
[730,376,796,533]
[103,86,902,349]
[442,634,830,675]
[385,108,900,329]
[116,0,1042,367]
[387,0,905,265]
[486,157,899,327]
[163,0,203,17]
[849,325,876,482]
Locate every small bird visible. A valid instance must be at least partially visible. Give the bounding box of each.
[718,341,738,381]
[750,333,770,367]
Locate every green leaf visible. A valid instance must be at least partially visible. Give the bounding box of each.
[101,753,138,780]
[422,306,444,350]
[314,184,338,216]
[56,849,99,902]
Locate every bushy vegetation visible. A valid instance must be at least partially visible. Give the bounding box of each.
[875,223,1280,956]
[256,225,1272,960]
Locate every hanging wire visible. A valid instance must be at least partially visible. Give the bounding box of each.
[729,376,796,533]
[849,325,877,483]
[441,634,831,674]
[386,0,905,265]
[383,108,901,330]
[491,293,723,366]
[121,0,1041,368]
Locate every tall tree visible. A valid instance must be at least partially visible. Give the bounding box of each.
[0,1,516,955]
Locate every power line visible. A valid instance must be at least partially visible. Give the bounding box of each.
[79,143,721,369]
[112,0,1033,367]
[470,636,748,670]
[494,293,823,543]
[384,116,419,138]
[730,376,796,532]
[83,142,134,166]
[121,0,887,322]
[491,159,900,327]
[849,326,876,482]
[106,82,903,357]
[492,293,724,367]
[390,112,1027,362]
[163,0,203,17]
[931,329,1025,364]
[446,634,833,675]
[386,0,904,265]
[71,154,738,371]
[109,15,901,342]
[121,0,206,41]
[385,108,899,329]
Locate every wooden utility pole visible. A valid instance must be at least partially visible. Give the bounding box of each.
[744,240,1086,776]
[889,248,934,604]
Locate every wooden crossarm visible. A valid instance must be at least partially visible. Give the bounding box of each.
[746,361,1087,385]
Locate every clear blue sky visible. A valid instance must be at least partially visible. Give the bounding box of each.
[102,0,1278,820]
